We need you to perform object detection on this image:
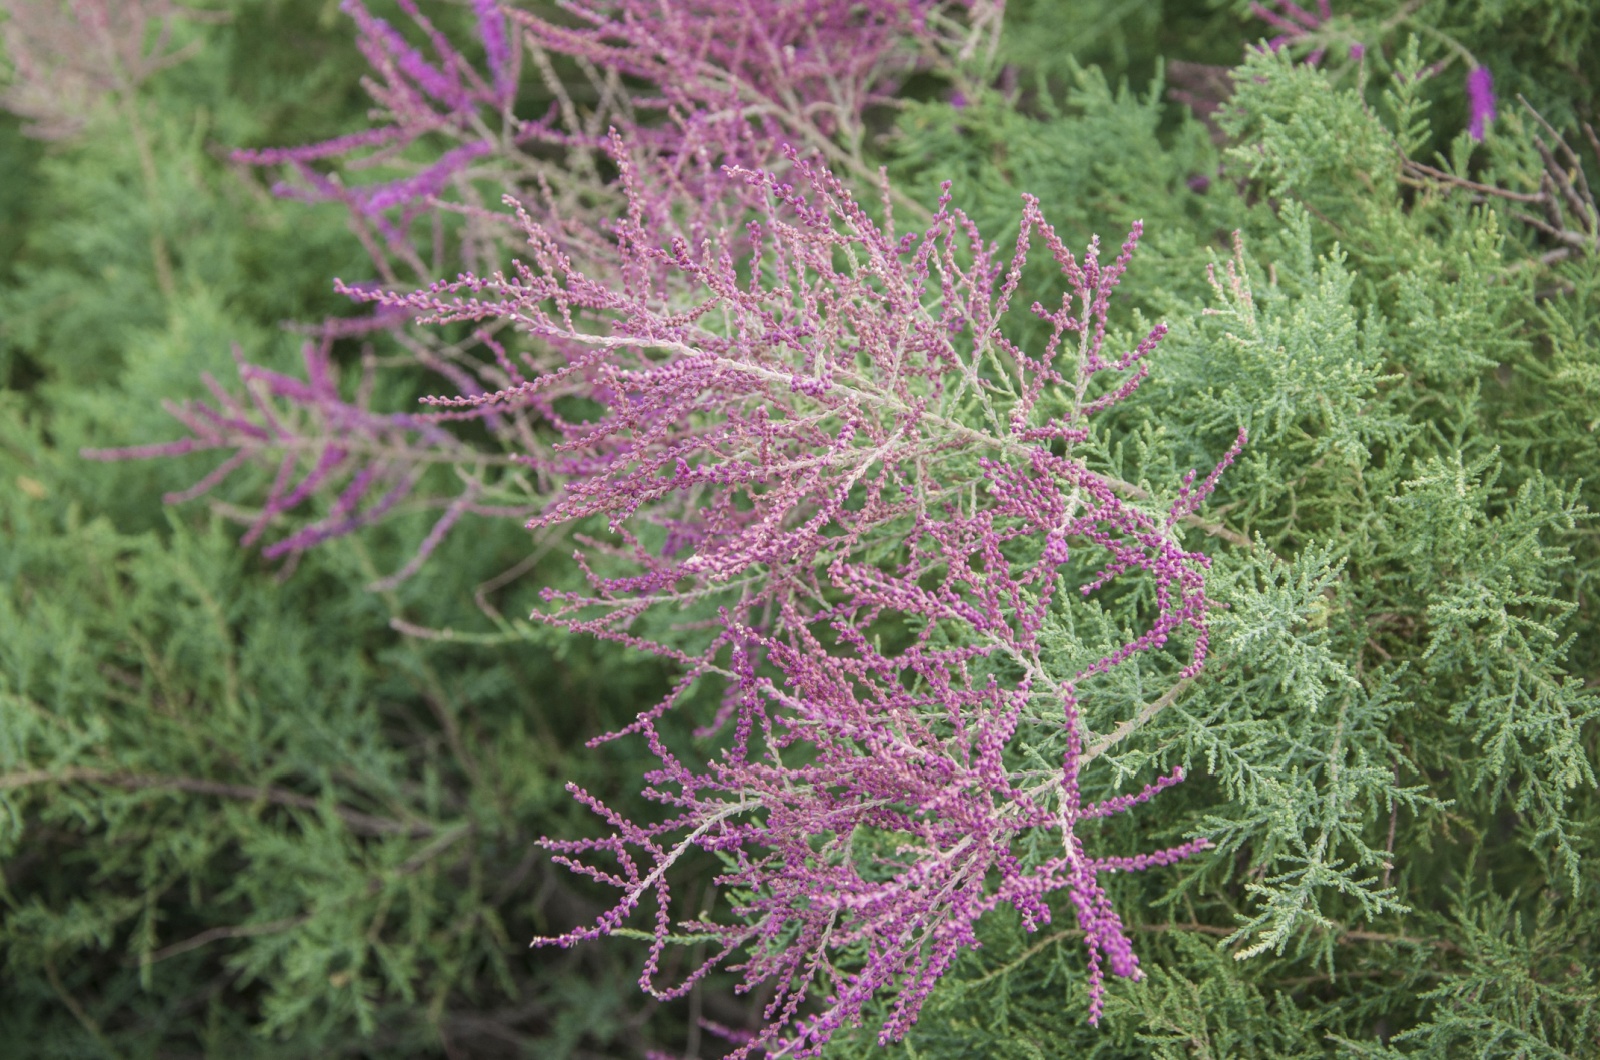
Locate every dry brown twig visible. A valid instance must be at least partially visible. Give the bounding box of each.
[1400,98,1600,266]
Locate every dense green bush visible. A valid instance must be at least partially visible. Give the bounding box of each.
[0,2,683,1055]
[3,1,1598,1057]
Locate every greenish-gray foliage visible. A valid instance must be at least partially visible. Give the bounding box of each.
[830,5,1600,1060]
[2,394,685,1056]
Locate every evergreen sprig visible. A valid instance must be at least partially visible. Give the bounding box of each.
[4,0,1599,1056]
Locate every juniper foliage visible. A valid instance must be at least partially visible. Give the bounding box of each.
[0,3,688,1055]
[4,1,1600,1058]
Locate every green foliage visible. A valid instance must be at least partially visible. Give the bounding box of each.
[4,0,1600,1056]
[864,6,1600,1058]
[0,2,696,1054]
[890,59,1248,310]
[0,395,680,1055]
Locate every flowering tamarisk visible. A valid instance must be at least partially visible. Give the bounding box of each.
[339,134,1241,1050]
[233,0,520,268]
[1465,65,1497,141]
[0,0,220,142]
[84,329,534,585]
[235,0,991,290]
[358,131,1241,623]
[96,0,1239,1045]
[1251,0,1337,64]
[505,0,991,172]
[130,1,996,568]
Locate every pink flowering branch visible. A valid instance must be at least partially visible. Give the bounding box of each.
[232,0,523,279]
[0,0,223,141]
[527,431,1223,1052]
[1245,0,1377,66]
[1465,64,1497,141]
[540,601,1208,1055]
[119,1,999,575]
[233,0,993,293]
[84,331,536,583]
[95,3,1247,1046]
[348,131,1218,614]
[0,0,228,297]
[507,0,993,202]
[334,137,1242,1050]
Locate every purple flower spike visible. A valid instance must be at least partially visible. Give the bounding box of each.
[342,149,1239,1054]
[472,0,514,98]
[1467,65,1496,141]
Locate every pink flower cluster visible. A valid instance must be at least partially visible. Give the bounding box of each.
[0,0,221,141]
[132,0,991,573]
[102,1,1245,1050]
[340,129,1238,1050]
[1466,65,1497,141]
[233,0,987,285]
[1250,0,1365,63]
[84,326,533,585]
[231,0,521,272]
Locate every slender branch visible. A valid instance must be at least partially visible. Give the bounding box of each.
[518,330,1253,550]
[144,915,310,964]
[1083,678,1195,763]
[1399,159,1546,203]
[2,767,439,838]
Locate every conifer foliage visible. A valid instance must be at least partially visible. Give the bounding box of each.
[5,0,1600,1057]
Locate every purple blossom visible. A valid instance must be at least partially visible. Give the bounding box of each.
[340,139,1242,1051]
[471,0,514,97]
[357,140,493,213]
[1247,0,1370,67]
[111,4,1246,1047]
[232,0,520,246]
[1251,0,1330,63]
[1251,0,1329,43]
[236,0,980,287]
[128,0,1000,603]
[83,330,525,583]
[1467,65,1497,141]
[0,0,220,141]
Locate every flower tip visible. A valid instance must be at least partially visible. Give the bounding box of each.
[1466,65,1497,141]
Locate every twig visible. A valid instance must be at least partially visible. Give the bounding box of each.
[144,914,309,964]
[1400,158,1546,203]
[2,767,438,838]
[44,954,121,1059]
[1083,678,1193,763]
